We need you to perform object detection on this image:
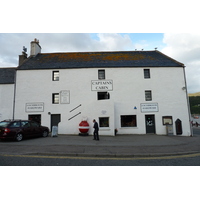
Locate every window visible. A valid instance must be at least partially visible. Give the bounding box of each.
[9,121,21,128]
[99,117,109,127]
[162,116,173,125]
[0,121,10,127]
[21,121,31,128]
[145,90,152,101]
[121,115,137,127]
[97,92,110,100]
[31,121,40,127]
[53,71,59,81]
[28,115,41,125]
[52,93,59,104]
[144,69,150,78]
[98,70,105,79]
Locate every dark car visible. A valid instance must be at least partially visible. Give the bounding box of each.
[0,120,49,141]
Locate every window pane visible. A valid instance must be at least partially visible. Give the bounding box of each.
[21,121,31,127]
[121,115,137,127]
[97,92,110,100]
[144,69,150,78]
[53,71,59,81]
[31,121,39,127]
[145,90,152,101]
[52,93,59,104]
[98,70,105,79]
[99,117,109,127]
[9,122,21,128]
[0,122,10,127]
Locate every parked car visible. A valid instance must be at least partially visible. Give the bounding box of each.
[0,120,49,141]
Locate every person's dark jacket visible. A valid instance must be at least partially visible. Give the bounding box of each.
[93,122,99,132]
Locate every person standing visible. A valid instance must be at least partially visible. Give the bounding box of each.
[93,119,99,140]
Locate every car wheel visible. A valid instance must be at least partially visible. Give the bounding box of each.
[42,130,48,137]
[16,133,23,142]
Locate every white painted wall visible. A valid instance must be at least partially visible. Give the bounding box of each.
[0,84,14,121]
[14,66,191,136]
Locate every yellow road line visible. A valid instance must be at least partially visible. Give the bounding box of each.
[1,153,200,160]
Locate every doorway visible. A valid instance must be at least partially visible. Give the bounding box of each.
[145,115,156,134]
[51,114,61,131]
[28,114,41,125]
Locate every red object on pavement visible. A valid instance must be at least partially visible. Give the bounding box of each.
[79,121,89,133]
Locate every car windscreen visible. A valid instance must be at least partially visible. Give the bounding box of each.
[0,121,10,127]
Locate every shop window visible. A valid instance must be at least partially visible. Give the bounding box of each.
[162,116,173,125]
[52,93,59,104]
[145,90,152,101]
[144,69,150,78]
[121,115,137,127]
[53,71,59,81]
[98,69,105,79]
[97,92,110,100]
[99,117,109,127]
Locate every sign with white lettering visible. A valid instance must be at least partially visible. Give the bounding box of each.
[91,80,113,91]
[26,103,44,112]
[141,103,159,113]
[60,90,70,104]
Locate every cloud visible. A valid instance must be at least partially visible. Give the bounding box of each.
[0,33,135,67]
[96,33,134,50]
[162,33,200,93]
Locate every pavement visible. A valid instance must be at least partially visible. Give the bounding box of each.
[0,128,200,158]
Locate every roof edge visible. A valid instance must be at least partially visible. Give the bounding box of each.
[156,50,185,67]
[37,50,157,55]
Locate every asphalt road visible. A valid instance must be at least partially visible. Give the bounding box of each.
[1,128,200,166]
[1,153,200,166]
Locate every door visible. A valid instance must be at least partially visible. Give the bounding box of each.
[51,114,61,131]
[145,115,156,134]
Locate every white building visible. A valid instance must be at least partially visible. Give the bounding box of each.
[4,39,192,136]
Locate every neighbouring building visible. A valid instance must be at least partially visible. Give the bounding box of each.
[0,67,16,121]
[1,39,192,136]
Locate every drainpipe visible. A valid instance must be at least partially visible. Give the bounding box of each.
[12,69,17,120]
[183,66,193,136]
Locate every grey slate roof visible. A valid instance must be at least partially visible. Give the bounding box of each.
[0,68,16,84]
[18,50,184,70]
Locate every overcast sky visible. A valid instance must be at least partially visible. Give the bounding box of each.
[0,33,200,93]
[1,1,200,94]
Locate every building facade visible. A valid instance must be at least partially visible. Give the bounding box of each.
[1,39,192,136]
[0,68,16,121]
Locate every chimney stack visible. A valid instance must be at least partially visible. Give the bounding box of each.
[30,38,41,56]
[18,51,27,66]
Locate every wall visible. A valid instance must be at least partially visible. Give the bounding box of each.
[14,66,191,136]
[0,84,14,121]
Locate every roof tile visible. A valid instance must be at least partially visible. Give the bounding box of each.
[18,50,184,70]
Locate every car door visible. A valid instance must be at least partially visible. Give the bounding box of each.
[30,121,41,136]
[21,121,33,138]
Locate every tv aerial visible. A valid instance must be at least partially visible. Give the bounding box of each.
[23,46,27,53]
